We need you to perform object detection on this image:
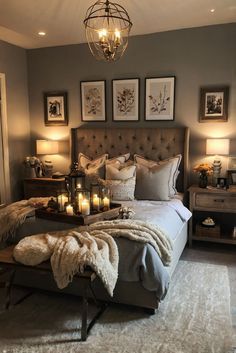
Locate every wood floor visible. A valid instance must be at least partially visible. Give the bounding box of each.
[181,241,236,348]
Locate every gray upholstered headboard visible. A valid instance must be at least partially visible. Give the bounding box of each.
[71,127,190,193]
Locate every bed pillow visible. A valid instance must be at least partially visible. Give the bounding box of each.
[135,162,173,201]
[106,153,130,165]
[78,153,108,178]
[134,154,182,196]
[105,177,135,201]
[106,163,136,180]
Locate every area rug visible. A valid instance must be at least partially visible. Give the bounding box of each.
[0,261,233,353]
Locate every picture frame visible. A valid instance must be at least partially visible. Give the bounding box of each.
[80,80,106,122]
[199,86,229,122]
[216,177,229,189]
[227,170,236,185]
[44,92,68,126]
[145,76,175,121]
[228,156,236,170]
[112,78,139,121]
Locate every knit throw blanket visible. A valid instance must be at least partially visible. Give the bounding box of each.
[0,198,50,242]
[13,220,173,296]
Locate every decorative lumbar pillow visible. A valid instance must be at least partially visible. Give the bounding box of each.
[135,162,173,201]
[105,177,136,201]
[106,163,136,180]
[78,153,108,178]
[134,154,182,196]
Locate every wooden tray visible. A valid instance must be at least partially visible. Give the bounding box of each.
[35,203,121,226]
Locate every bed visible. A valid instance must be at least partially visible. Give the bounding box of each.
[11,126,190,313]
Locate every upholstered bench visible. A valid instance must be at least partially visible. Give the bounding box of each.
[0,245,107,341]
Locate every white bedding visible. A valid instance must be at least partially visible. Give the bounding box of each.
[118,198,192,242]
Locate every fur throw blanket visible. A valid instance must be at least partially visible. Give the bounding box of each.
[13,220,173,297]
[0,198,50,242]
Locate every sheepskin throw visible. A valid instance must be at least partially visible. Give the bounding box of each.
[14,220,172,296]
[0,198,50,242]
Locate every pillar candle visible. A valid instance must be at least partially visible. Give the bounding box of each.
[81,199,90,216]
[66,204,73,215]
[103,196,110,210]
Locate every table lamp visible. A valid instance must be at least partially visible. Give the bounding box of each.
[206,138,230,186]
[36,140,59,177]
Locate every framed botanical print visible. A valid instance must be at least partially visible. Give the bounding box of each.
[145,76,175,121]
[44,91,68,126]
[80,80,106,121]
[112,78,139,121]
[199,86,229,122]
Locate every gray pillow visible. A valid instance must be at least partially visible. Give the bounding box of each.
[134,154,182,196]
[135,162,173,201]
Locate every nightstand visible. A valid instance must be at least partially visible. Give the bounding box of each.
[24,178,66,199]
[188,185,236,246]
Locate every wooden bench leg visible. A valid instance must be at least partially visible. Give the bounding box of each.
[81,284,88,341]
[5,269,16,310]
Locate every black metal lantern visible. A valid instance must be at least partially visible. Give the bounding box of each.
[66,162,86,204]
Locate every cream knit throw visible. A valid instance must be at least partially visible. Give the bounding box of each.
[13,220,173,297]
[0,197,50,242]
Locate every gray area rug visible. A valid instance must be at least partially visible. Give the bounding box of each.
[0,261,233,353]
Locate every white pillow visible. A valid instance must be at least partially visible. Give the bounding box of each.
[135,162,173,201]
[78,153,108,178]
[106,164,136,180]
[106,153,130,165]
[134,154,182,196]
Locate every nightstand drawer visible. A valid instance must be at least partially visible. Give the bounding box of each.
[195,193,236,210]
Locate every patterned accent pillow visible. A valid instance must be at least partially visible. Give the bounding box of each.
[134,154,182,196]
[105,177,136,201]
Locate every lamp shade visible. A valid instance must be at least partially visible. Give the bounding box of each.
[36,140,59,155]
[206,138,229,155]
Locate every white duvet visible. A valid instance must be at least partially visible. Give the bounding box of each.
[118,198,192,242]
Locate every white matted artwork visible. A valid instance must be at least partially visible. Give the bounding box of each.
[112,78,139,121]
[80,80,106,121]
[145,77,175,121]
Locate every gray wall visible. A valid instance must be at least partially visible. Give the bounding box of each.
[27,23,236,182]
[0,40,31,200]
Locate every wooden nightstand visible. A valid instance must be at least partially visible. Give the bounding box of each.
[188,185,236,246]
[24,178,66,199]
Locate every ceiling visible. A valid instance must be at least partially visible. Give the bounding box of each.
[0,0,235,49]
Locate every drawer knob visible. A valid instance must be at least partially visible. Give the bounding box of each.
[213,199,225,203]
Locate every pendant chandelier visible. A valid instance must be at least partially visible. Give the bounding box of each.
[84,0,132,62]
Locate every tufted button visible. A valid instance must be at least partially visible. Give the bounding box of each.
[104,135,107,139]
[119,136,122,140]
[100,144,103,148]
[133,136,136,140]
[87,145,90,148]
[152,146,156,150]
[147,136,150,141]
[111,145,114,149]
[93,135,96,139]
[126,145,129,149]
[139,146,143,150]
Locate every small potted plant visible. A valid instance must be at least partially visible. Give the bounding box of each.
[193,163,213,188]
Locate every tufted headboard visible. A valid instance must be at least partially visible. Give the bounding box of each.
[71,127,190,193]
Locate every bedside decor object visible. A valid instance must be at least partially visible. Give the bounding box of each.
[199,86,229,122]
[193,163,213,188]
[112,78,139,121]
[80,81,106,121]
[23,156,42,178]
[44,91,68,126]
[66,204,74,216]
[206,138,230,186]
[57,192,69,212]
[36,140,59,178]
[145,77,175,121]
[202,217,215,227]
[84,0,132,62]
